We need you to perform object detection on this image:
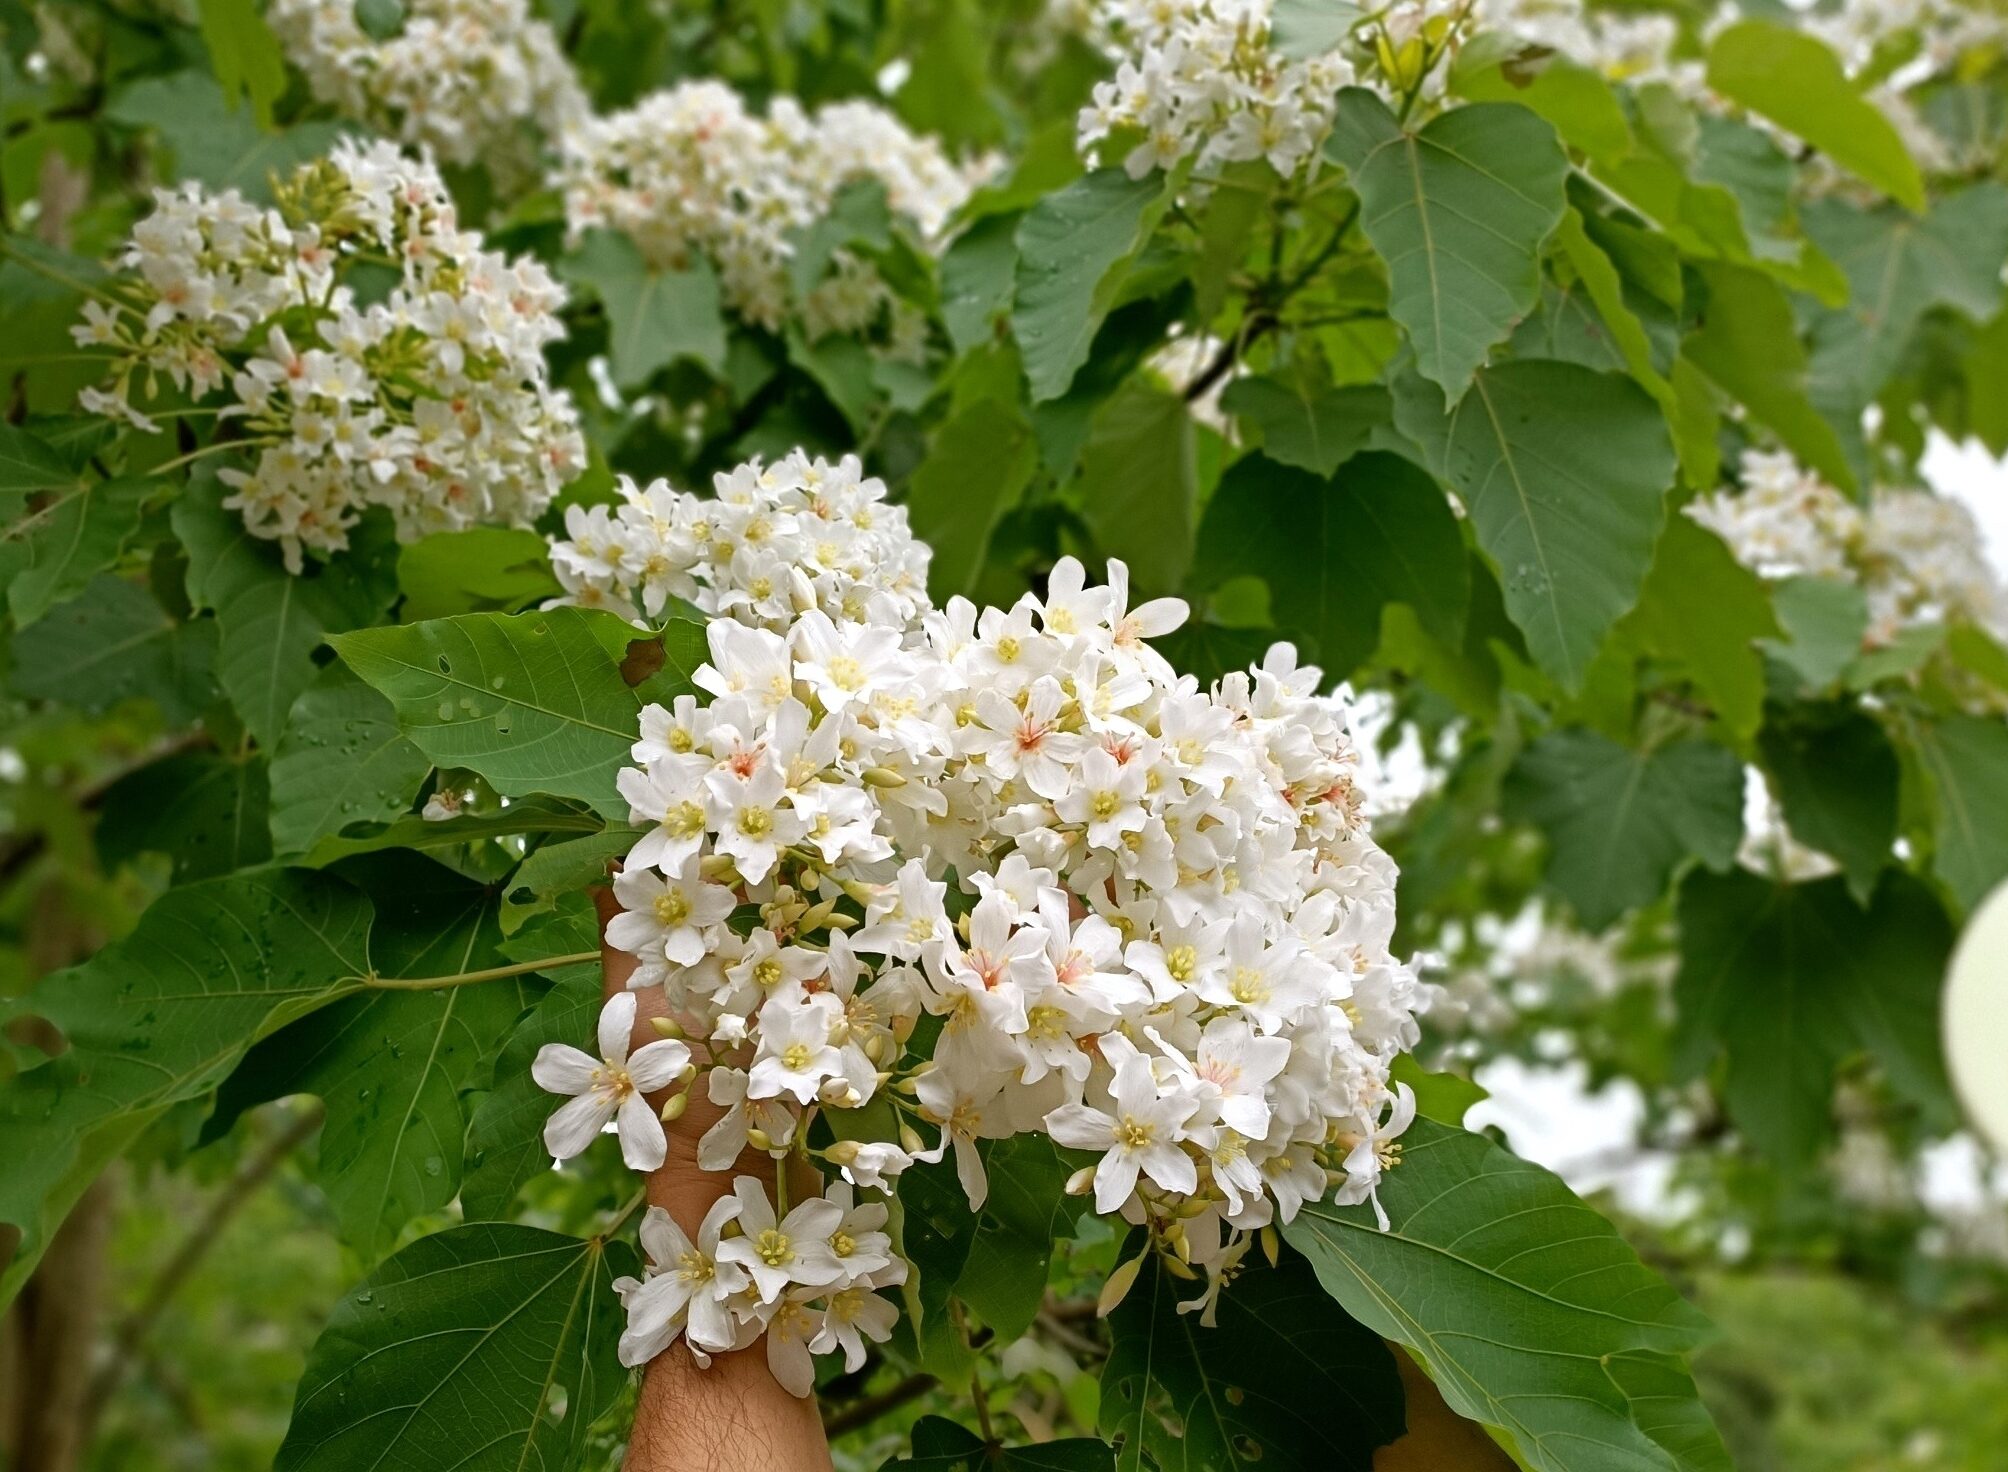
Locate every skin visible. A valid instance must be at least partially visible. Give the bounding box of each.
[595,886,835,1472]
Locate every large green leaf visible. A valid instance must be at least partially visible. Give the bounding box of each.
[1013,169,1168,401]
[940,212,1021,357]
[173,480,393,750]
[1759,707,1899,903]
[955,1135,1082,1346]
[1284,1120,1728,1472]
[1802,186,2008,405]
[1706,21,1925,211]
[907,396,1039,602]
[1100,1246,1404,1472]
[396,526,562,623]
[562,228,728,389]
[330,608,705,820]
[1270,0,1364,59]
[1194,451,1467,681]
[1910,714,2008,913]
[210,856,524,1258]
[1392,360,1672,690]
[276,1223,634,1472]
[0,869,373,1306]
[106,72,346,203]
[268,665,433,857]
[1072,382,1197,593]
[1685,263,1857,493]
[95,750,272,883]
[1452,32,1633,162]
[1327,89,1569,400]
[1506,729,1744,931]
[1673,870,1953,1165]
[461,900,604,1219]
[8,574,218,724]
[198,0,287,126]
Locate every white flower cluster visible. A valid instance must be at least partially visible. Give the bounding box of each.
[73,138,585,570]
[536,451,1422,1386]
[1076,0,1362,179]
[546,449,933,628]
[558,81,979,341]
[269,0,587,178]
[1689,450,2008,648]
[1474,0,1693,87]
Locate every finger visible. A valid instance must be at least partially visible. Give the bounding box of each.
[595,881,673,1055]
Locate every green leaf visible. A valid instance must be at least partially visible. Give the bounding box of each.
[1100,1244,1404,1472]
[269,665,432,856]
[1803,186,2008,405]
[907,397,1039,602]
[0,869,373,1306]
[0,421,77,495]
[461,901,603,1218]
[562,228,728,389]
[1269,0,1364,60]
[1910,713,2008,913]
[1013,169,1168,401]
[107,72,346,203]
[1505,729,1744,931]
[1072,382,1197,593]
[300,798,606,869]
[8,574,218,725]
[173,478,393,749]
[955,1135,1081,1345]
[1620,515,1778,742]
[1389,1055,1488,1124]
[396,527,561,622]
[1217,378,1391,478]
[275,1223,634,1472]
[1392,361,1673,690]
[883,1417,1114,1471]
[198,0,288,126]
[1685,263,1857,493]
[331,607,704,820]
[789,178,894,300]
[1553,210,1673,402]
[1759,708,1899,903]
[1706,20,1924,211]
[941,212,1021,357]
[0,447,156,626]
[1285,1119,1727,1472]
[1327,89,1569,400]
[500,827,630,933]
[354,0,404,41]
[1760,576,1868,692]
[1194,451,1467,681]
[1674,870,1953,1164]
[95,751,272,883]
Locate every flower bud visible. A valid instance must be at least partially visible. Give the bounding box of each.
[1097,1254,1143,1317]
[825,1139,862,1166]
[746,1127,775,1152]
[898,1123,926,1155]
[1160,1254,1198,1281]
[649,1015,684,1040]
[861,765,908,788]
[659,1092,688,1123]
[1259,1226,1280,1269]
[1065,1165,1097,1196]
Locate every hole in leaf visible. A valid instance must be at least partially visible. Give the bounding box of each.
[544,1382,569,1423]
[620,637,666,687]
[1231,1434,1262,1460]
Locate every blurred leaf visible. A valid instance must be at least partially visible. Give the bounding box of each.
[1674,870,1954,1164]
[1392,360,1672,691]
[883,1416,1113,1470]
[1452,33,1633,160]
[563,228,727,388]
[9,574,218,724]
[1194,450,1467,681]
[198,0,287,126]
[1760,576,1869,692]
[1622,515,1777,741]
[0,441,156,627]
[1286,1120,1728,1472]
[1270,0,1364,59]
[1759,708,1899,902]
[908,397,1038,602]
[106,73,346,202]
[396,527,560,622]
[1073,382,1197,593]
[1101,1245,1404,1472]
[1909,713,2008,913]
[1328,90,1568,400]
[1505,729,1744,930]
[276,1223,634,1472]
[941,212,1020,356]
[956,1135,1081,1345]
[1217,378,1390,478]
[1707,21,1924,210]
[96,751,272,883]
[0,869,373,1306]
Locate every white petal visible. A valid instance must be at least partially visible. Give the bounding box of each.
[626,1037,691,1092]
[598,990,637,1064]
[617,1090,667,1171]
[544,1091,613,1161]
[531,1043,598,1094]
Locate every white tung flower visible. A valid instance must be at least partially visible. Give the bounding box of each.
[532,991,690,1170]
